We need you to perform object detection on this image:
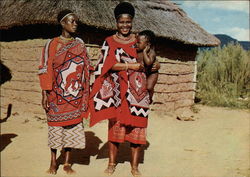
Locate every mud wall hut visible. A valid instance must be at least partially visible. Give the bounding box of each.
[0,0,220,116]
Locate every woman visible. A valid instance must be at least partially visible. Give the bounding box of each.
[38,9,90,175]
[89,2,156,177]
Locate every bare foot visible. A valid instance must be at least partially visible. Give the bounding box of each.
[131,167,142,177]
[63,163,76,175]
[104,163,116,176]
[46,163,57,175]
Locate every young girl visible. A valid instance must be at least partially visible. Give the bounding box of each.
[136,30,159,103]
[38,9,90,175]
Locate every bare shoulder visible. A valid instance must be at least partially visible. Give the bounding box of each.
[149,48,156,58]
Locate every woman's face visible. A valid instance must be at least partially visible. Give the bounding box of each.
[61,14,79,34]
[116,14,133,36]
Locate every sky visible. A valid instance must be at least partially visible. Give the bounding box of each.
[174,0,250,41]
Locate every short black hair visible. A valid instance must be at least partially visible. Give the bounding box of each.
[57,9,73,23]
[138,30,156,45]
[114,2,135,20]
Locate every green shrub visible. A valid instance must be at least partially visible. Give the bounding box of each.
[196,43,250,108]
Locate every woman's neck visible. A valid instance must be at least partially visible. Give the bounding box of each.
[114,32,135,44]
[116,32,132,41]
[61,30,73,39]
[60,31,74,42]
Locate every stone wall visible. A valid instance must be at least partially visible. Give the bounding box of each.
[152,57,197,112]
[151,38,198,112]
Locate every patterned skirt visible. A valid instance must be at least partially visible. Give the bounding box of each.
[48,123,85,149]
[108,119,147,145]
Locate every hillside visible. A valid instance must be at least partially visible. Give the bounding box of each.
[215,34,250,50]
[239,41,250,50]
[200,34,250,51]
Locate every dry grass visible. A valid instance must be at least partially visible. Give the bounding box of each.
[196,43,250,108]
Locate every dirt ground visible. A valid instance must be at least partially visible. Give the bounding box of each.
[0,39,250,177]
[0,105,249,177]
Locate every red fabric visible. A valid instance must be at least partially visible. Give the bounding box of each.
[48,118,82,127]
[38,37,90,126]
[89,35,149,128]
[108,119,146,145]
[38,38,57,90]
[88,37,119,124]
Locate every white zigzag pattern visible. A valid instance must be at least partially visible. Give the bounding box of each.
[72,127,85,148]
[48,124,85,149]
[111,73,121,107]
[115,48,137,63]
[63,130,75,147]
[48,127,63,149]
[65,124,85,148]
[94,41,109,76]
[63,127,85,149]
[115,48,125,62]
[94,63,103,76]
[94,94,115,110]
[130,106,149,117]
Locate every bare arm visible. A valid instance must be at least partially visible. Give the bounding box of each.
[42,90,49,112]
[143,46,156,66]
[151,59,161,72]
[111,62,144,71]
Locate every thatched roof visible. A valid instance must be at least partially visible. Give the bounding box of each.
[0,0,220,46]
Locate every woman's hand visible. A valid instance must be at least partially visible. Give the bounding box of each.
[151,60,160,72]
[42,90,49,112]
[112,62,144,71]
[129,63,144,71]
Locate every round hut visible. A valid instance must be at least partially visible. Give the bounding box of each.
[0,0,220,117]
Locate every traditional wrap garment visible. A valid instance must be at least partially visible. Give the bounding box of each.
[38,37,90,149]
[89,35,150,144]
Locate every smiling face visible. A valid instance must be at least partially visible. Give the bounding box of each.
[136,35,149,52]
[61,14,79,34]
[116,14,133,36]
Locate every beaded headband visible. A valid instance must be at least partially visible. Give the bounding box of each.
[60,13,75,22]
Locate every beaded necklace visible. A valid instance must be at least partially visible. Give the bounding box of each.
[115,32,133,41]
[59,35,74,41]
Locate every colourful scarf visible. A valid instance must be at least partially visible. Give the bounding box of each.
[89,36,150,128]
[38,37,90,126]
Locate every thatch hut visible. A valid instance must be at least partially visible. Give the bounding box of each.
[0,0,220,114]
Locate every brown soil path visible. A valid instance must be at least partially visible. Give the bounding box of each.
[1,105,249,177]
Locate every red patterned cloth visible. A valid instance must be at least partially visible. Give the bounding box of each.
[38,37,90,126]
[108,119,146,145]
[89,35,150,128]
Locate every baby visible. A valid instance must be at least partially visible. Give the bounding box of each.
[136,30,159,103]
